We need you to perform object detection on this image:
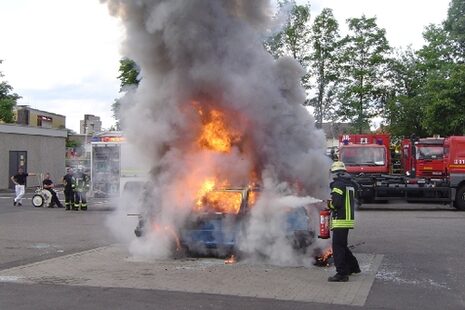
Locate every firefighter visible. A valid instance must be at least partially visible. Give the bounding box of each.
[62,168,75,211]
[327,161,361,282]
[73,167,90,211]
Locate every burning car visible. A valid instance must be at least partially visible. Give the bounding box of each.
[103,0,332,265]
[133,186,317,258]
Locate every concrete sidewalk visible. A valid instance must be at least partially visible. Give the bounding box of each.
[0,245,382,307]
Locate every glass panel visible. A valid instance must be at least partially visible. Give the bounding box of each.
[340,147,386,166]
[416,146,444,160]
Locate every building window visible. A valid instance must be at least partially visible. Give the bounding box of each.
[37,115,53,128]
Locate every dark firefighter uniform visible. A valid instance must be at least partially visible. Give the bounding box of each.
[62,169,75,211]
[328,161,361,282]
[73,170,90,211]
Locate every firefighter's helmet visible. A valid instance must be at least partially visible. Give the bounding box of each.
[330,161,346,173]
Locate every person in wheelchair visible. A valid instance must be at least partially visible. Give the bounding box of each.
[43,173,64,208]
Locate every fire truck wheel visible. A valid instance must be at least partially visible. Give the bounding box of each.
[454,185,465,211]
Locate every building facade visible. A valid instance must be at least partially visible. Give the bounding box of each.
[80,114,102,135]
[0,124,67,190]
[15,105,66,129]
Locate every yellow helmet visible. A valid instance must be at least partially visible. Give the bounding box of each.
[330,161,346,173]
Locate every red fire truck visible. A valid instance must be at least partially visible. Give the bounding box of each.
[337,134,392,203]
[338,134,391,174]
[401,136,446,179]
[337,134,465,210]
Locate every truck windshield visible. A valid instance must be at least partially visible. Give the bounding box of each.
[339,147,386,166]
[416,146,443,160]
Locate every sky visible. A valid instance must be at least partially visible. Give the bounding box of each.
[0,0,452,133]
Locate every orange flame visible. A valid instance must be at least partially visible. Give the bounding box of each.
[321,247,333,261]
[247,189,259,208]
[201,190,243,214]
[151,222,182,251]
[314,246,333,267]
[195,178,217,207]
[187,102,257,214]
[196,107,241,153]
[194,179,243,214]
[224,254,237,264]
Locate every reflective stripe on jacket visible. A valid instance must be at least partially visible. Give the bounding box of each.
[74,173,90,192]
[329,174,356,229]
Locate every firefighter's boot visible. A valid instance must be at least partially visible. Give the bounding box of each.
[350,267,361,275]
[72,203,80,211]
[81,203,87,211]
[328,274,349,282]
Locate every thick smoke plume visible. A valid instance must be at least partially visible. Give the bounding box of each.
[102,0,331,265]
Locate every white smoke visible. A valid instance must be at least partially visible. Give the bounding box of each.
[102,0,331,264]
[238,168,327,266]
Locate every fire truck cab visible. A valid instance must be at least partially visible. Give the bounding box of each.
[338,134,390,175]
[401,136,446,179]
[337,134,390,202]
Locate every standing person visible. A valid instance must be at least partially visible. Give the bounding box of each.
[327,161,361,282]
[42,172,64,208]
[62,168,75,211]
[11,167,36,207]
[73,167,90,211]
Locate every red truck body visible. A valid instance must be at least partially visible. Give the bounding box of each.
[401,137,446,179]
[444,136,465,175]
[444,136,465,210]
[336,133,465,210]
[338,134,390,175]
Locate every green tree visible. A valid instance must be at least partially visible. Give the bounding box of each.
[112,57,140,129]
[444,0,465,60]
[338,16,391,133]
[384,48,429,137]
[417,24,465,135]
[308,8,341,128]
[118,58,140,89]
[422,63,465,135]
[0,60,21,123]
[265,0,312,102]
[382,1,465,137]
[65,129,81,148]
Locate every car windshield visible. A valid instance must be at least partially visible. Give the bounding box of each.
[197,191,243,214]
[416,146,443,160]
[340,146,386,166]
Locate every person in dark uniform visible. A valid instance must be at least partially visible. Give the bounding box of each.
[73,167,90,211]
[327,161,361,282]
[11,167,36,206]
[43,172,64,208]
[62,168,75,211]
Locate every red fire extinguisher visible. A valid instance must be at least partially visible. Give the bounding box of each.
[319,209,331,239]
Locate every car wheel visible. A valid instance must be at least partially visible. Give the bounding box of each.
[32,194,44,208]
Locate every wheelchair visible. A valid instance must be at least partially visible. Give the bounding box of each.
[31,174,53,208]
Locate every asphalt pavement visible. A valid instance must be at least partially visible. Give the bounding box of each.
[0,191,464,309]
